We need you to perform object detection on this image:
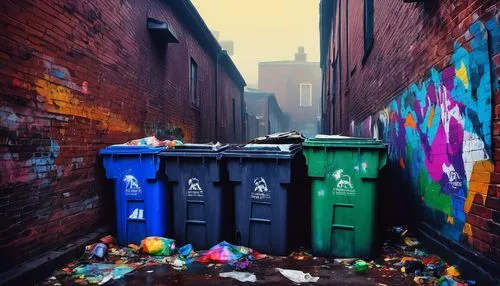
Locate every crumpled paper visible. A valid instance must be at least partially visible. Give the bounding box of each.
[219,271,257,283]
[276,268,319,283]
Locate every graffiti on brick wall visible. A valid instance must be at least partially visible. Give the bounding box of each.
[351,19,498,245]
[0,105,64,186]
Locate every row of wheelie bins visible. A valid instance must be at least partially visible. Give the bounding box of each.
[100,136,387,259]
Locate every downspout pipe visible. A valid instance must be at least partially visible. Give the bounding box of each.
[215,51,225,141]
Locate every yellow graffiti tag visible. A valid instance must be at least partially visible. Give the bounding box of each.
[463,223,473,236]
[36,77,139,133]
[456,61,469,89]
[464,160,493,213]
[447,216,454,225]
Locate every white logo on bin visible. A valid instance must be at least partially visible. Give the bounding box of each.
[129,208,144,219]
[187,178,204,197]
[332,169,355,196]
[124,175,141,195]
[251,177,271,200]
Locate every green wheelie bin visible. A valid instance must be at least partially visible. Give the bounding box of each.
[303,135,387,259]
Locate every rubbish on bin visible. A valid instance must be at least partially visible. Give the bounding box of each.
[353,260,369,272]
[124,136,183,148]
[140,236,176,256]
[275,268,319,283]
[219,271,257,283]
[446,266,460,277]
[248,131,305,144]
[90,243,108,259]
[178,244,193,257]
[196,241,266,264]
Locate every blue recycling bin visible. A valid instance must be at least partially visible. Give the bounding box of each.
[224,144,310,255]
[100,145,170,245]
[159,144,233,250]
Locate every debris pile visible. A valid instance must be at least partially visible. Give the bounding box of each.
[337,227,476,286]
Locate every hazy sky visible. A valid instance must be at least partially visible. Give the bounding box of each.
[191,0,320,86]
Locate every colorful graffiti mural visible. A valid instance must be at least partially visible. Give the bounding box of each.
[351,19,498,243]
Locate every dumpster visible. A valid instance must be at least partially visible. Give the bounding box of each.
[224,144,310,256]
[303,135,387,259]
[159,144,232,250]
[100,145,170,245]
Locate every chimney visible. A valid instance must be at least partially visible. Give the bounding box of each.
[295,46,307,62]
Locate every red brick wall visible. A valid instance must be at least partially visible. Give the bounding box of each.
[218,67,244,143]
[322,0,499,263]
[0,0,243,270]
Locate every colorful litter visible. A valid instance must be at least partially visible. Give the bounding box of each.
[124,136,183,148]
[140,236,176,256]
[195,241,266,264]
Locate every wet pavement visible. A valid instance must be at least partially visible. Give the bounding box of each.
[35,228,474,285]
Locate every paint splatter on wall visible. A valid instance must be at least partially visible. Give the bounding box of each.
[352,19,498,245]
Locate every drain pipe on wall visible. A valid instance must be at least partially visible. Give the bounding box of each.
[215,51,225,141]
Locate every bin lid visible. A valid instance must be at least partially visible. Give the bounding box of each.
[304,135,386,148]
[223,143,301,159]
[99,144,165,155]
[159,143,230,158]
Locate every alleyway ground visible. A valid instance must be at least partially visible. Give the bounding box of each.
[35,228,474,285]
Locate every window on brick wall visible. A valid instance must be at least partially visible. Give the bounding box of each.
[363,0,374,59]
[300,83,312,107]
[189,58,199,106]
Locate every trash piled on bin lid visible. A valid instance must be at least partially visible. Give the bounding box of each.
[248,131,305,144]
[123,136,183,148]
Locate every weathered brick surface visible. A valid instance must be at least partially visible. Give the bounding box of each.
[321,0,499,264]
[0,0,244,271]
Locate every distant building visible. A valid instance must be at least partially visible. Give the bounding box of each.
[244,88,289,139]
[258,47,321,137]
[211,30,234,56]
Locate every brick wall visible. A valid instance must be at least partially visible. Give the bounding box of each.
[322,0,499,264]
[0,0,244,271]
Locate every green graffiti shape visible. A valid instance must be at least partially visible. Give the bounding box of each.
[419,170,451,215]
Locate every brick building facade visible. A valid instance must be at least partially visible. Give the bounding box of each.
[258,47,321,137]
[244,88,289,138]
[320,0,499,280]
[0,0,245,271]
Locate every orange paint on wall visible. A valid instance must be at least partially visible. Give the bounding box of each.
[36,77,140,133]
[404,114,416,129]
[464,160,493,213]
[427,106,435,128]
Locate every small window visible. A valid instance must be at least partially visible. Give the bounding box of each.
[300,83,312,107]
[363,0,374,57]
[189,58,198,106]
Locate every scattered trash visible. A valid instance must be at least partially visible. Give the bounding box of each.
[289,250,313,260]
[90,243,108,259]
[128,244,140,252]
[140,236,176,256]
[196,241,265,264]
[219,271,257,283]
[276,268,319,283]
[334,258,358,265]
[100,235,116,245]
[178,244,193,257]
[72,263,136,284]
[353,260,369,272]
[404,237,420,247]
[231,257,251,270]
[146,270,154,273]
[446,265,461,277]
